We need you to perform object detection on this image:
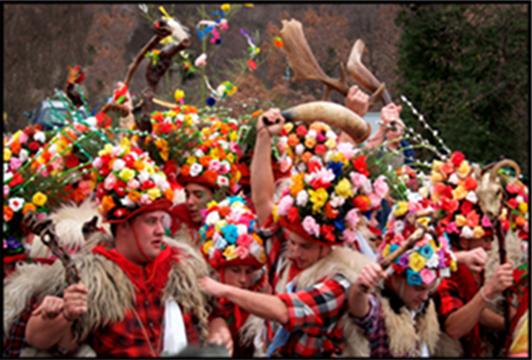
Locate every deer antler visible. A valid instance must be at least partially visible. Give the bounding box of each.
[347,39,392,105]
[279,19,349,97]
[488,159,521,181]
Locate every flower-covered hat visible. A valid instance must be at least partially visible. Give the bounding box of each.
[273,144,389,246]
[430,151,493,240]
[178,116,242,192]
[273,121,338,177]
[500,177,529,241]
[92,137,174,223]
[200,196,266,269]
[380,197,457,286]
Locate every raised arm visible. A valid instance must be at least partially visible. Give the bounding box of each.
[250,108,286,226]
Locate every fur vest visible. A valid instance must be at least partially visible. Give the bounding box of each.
[342,294,440,357]
[4,233,210,356]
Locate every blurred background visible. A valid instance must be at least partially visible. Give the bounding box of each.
[3,3,529,174]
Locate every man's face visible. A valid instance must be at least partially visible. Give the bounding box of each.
[285,230,330,270]
[128,210,170,262]
[392,275,436,311]
[185,183,214,224]
[223,264,255,289]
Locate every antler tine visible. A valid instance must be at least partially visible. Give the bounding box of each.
[347,39,392,105]
[280,19,349,96]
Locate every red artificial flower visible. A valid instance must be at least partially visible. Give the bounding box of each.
[440,197,459,214]
[8,172,24,187]
[122,154,136,168]
[28,141,40,152]
[307,160,321,173]
[140,180,155,191]
[321,224,335,242]
[113,207,127,218]
[287,207,300,223]
[433,183,453,200]
[441,162,455,176]
[157,122,174,135]
[464,177,478,191]
[450,151,465,167]
[466,210,480,228]
[353,194,371,212]
[460,200,474,216]
[392,263,405,275]
[507,198,519,209]
[352,155,369,176]
[96,112,112,128]
[247,59,257,71]
[315,144,327,156]
[163,160,179,177]
[65,154,80,168]
[324,202,339,219]
[295,125,308,137]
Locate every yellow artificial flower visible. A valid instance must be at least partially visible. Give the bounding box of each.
[4,148,12,162]
[147,188,162,201]
[432,160,443,173]
[99,143,114,156]
[381,244,391,258]
[221,3,231,12]
[160,35,174,45]
[226,153,235,163]
[417,216,430,227]
[119,168,135,182]
[223,245,238,261]
[335,178,353,199]
[309,188,328,213]
[393,201,409,217]
[329,151,345,164]
[456,161,471,178]
[229,132,238,142]
[304,137,317,149]
[174,89,185,102]
[455,214,467,227]
[119,136,131,149]
[283,123,294,134]
[32,192,48,207]
[409,253,426,273]
[325,138,337,150]
[452,185,467,200]
[450,258,457,272]
[203,240,213,255]
[290,173,304,197]
[519,202,528,214]
[473,226,485,239]
[272,205,279,222]
[430,171,444,184]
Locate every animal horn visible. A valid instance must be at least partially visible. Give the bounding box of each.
[489,159,521,181]
[281,101,371,144]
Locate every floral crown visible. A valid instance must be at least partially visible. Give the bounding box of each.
[430,151,493,240]
[500,177,529,241]
[92,137,174,223]
[273,121,337,176]
[179,116,242,192]
[380,198,457,286]
[273,144,389,246]
[200,196,266,269]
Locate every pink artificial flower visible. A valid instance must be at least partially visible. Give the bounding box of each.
[345,208,360,229]
[277,195,294,216]
[369,193,382,209]
[235,245,250,260]
[341,229,357,245]
[18,132,28,144]
[237,233,253,247]
[302,216,320,237]
[209,160,221,172]
[127,179,140,190]
[9,157,22,171]
[446,221,460,234]
[481,214,492,228]
[373,175,389,199]
[104,173,117,191]
[420,268,436,285]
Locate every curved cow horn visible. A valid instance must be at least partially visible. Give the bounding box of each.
[489,159,521,180]
[280,101,372,144]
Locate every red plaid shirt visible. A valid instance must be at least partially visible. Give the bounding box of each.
[274,274,350,357]
[3,298,38,357]
[88,245,200,357]
[435,262,486,357]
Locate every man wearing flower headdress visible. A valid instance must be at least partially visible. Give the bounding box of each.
[199,196,270,357]
[170,117,242,247]
[22,139,233,357]
[345,197,457,357]
[199,109,384,357]
[427,151,517,357]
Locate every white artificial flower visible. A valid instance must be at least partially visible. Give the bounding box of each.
[9,197,25,212]
[329,193,346,208]
[425,253,440,268]
[217,176,229,187]
[461,226,474,239]
[19,149,29,163]
[296,190,309,207]
[465,191,478,203]
[206,211,221,225]
[120,196,135,207]
[33,131,46,143]
[112,159,126,172]
[190,163,203,177]
[448,173,459,185]
[138,171,150,183]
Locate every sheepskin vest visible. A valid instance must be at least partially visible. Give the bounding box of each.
[3,233,210,357]
[342,294,440,357]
